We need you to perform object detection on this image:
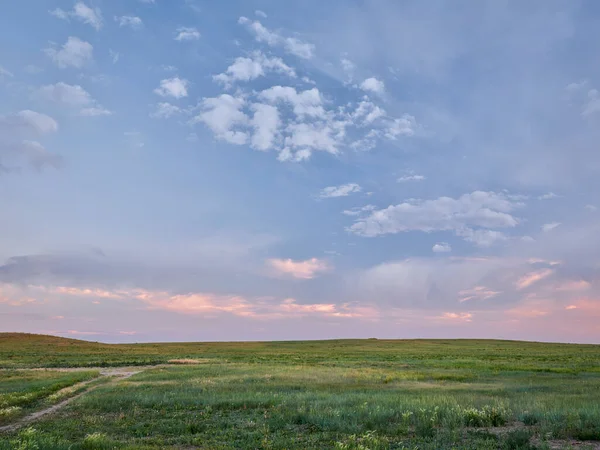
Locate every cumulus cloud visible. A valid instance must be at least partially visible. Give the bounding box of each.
[259,86,325,118]
[154,77,189,99]
[360,77,385,95]
[213,52,296,88]
[384,115,417,139]
[267,257,330,279]
[255,10,267,18]
[197,57,417,161]
[319,183,362,199]
[432,242,451,253]
[238,17,315,59]
[115,16,143,29]
[349,191,523,246]
[342,205,376,216]
[352,100,385,125]
[174,27,200,41]
[250,103,280,151]
[285,122,342,155]
[45,37,93,69]
[50,2,103,30]
[150,102,182,119]
[191,94,249,145]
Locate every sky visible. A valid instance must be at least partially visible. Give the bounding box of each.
[1,0,600,343]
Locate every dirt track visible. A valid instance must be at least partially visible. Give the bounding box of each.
[0,367,149,434]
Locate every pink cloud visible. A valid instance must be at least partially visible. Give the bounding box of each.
[516,269,554,290]
[458,286,501,303]
[439,312,473,322]
[267,257,330,279]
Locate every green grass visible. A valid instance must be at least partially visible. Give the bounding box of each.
[0,369,99,425]
[1,334,600,449]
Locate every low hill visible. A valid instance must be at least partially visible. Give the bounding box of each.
[2,332,600,370]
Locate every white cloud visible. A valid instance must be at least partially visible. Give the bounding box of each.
[277,147,311,163]
[349,191,523,245]
[319,183,362,199]
[352,100,385,125]
[139,0,155,3]
[175,27,200,41]
[384,115,416,139]
[342,205,376,216]
[284,37,315,59]
[259,86,325,118]
[213,52,296,88]
[154,77,189,99]
[115,16,143,30]
[79,107,112,117]
[255,10,267,18]
[36,82,92,107]
[267,258,330,279]
[585,204,597,212]
[150,102,182,119]
[398,174,426,182]
[35,82,111,117]
[250,103,280,151]
[538,192,559,200]
[360,77,385,95]
[0,66,13,77]
[285,122,341,154]
[238,17,314,59]
[542,222,561,232]
[50,2,103,30]
[192,94,249,145]
[49,8,69,20]
[45,37,93,69]
[432,242,452,253]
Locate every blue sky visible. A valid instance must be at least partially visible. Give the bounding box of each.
[1,0,600,343]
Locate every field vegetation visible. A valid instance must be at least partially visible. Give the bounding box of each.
[1,334,599,449]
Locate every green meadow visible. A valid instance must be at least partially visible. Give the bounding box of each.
[1,333,600,449]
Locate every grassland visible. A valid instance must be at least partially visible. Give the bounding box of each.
[1,334,600,449]
[0,369,99,426]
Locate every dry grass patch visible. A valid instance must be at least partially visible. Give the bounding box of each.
[167,358,210,365]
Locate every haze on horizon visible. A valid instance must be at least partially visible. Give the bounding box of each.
[1,0,599,344]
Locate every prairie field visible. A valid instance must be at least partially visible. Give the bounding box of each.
[1,334,600,449]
